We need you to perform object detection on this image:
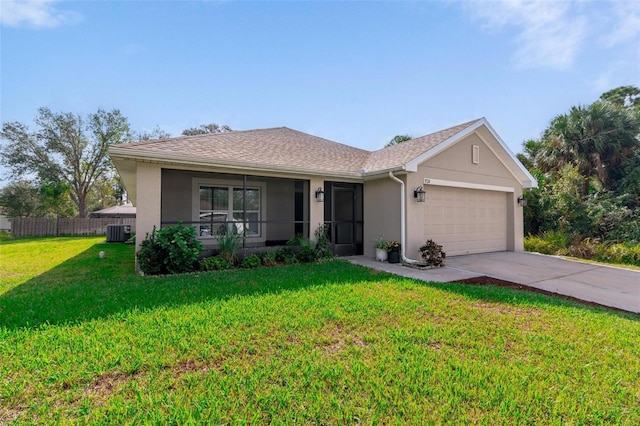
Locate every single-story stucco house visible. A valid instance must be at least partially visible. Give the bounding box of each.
[109,118,536,261]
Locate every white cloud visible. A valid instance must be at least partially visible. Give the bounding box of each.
[0,0,81,28]
[466,0,587,70]
[601,0,640,47]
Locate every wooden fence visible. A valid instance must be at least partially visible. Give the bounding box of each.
[10,217,136,237]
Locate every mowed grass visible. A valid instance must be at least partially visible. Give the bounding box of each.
[1,238,639,424]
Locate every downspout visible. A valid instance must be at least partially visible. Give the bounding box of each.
[388,171,419,264]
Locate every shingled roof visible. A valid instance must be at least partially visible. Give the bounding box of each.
[363,119,478,172]
[111,119,483,176]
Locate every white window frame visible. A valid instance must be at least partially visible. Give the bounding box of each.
[192,177,267,243]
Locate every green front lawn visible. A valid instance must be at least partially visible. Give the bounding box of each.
[1,238,638,424]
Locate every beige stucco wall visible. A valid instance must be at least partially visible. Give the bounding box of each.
[135,162,162,249]
[417,133,519,187]
[403,133,525,257]
[308,177,325,242]
[363,177,402,257]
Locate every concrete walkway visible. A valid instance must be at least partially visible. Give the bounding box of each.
[347,252,640,314]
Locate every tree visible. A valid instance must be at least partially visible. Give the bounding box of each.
[516,139,545,171]
[39,179,76,218]
[0,180,41,217]
[600,85,640,112]
[182,123,232,136]
[538,101,639,194]
[0,107,131,217]
[385,134,412,147]
[518,86,640,242]
[137,126,171,141]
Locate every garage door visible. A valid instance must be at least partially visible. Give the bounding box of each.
[424,186,507,256]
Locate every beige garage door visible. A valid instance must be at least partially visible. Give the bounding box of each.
[424,186,507,256]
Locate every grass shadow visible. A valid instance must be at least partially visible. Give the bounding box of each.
[0,241,384,330]
[1,239,637,330]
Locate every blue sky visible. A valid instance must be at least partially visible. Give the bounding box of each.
[1,0,639,181]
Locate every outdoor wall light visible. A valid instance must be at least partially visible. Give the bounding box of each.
[315,187,325,202]
[517,195,527,207]
[414,186,426,203]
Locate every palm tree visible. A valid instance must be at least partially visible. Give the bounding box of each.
[539,101,639,194]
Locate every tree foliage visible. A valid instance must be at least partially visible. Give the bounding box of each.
[538,101,639,193]
[385,134,412,147]
[0,179,77,218]
[600,85,640,112]
[520,86,640,243]
[0,107,131,217]
[137,126,171,141]
[182,123,232,136]
[0,181,41,218]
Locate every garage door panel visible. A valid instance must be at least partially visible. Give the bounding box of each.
[424,186,507,256]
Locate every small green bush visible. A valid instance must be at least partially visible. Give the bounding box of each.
[258,251,277,267]
[314,224,333,260]
[285,226,334,263]
[241,254,261,269]
[595,243,640,266]
[524,231,572,255]
[276,247,298,264]
[525,233,640,267]
[565,238,599,259]
[297,239,317,263]
[199,255,232,271]
[138,229,166,275]
[137,224,204,275]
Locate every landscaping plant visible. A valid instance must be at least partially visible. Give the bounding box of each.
[387,241,401,252]
[313,224,333,260]
[199,255,232,271]
[419,239,446,267]
[216,227,241,266]
[138,223,204,275]
[240,253,261,269]
[258,250,277,267]
[375,235,388,250]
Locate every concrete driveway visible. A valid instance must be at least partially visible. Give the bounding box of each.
[349,252,640,314]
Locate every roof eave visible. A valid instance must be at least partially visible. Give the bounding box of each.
[361,165,407,180]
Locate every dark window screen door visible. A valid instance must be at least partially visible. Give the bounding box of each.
[333,187,355,252]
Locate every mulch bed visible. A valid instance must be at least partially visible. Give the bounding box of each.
[455,276,637,315]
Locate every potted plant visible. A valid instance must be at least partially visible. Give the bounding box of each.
[375,235,388,261]
[419,239,446,267]
[387,240,401,263]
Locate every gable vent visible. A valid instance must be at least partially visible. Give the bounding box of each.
[472,145,480,164]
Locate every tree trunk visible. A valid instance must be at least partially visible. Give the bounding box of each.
[77,196,87,218]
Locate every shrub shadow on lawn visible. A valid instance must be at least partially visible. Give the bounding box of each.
[1,241,636,330]
[0,243,383,330]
